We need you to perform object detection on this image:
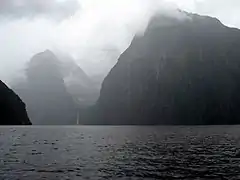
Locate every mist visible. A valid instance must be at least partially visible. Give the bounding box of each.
[1,0,240,85]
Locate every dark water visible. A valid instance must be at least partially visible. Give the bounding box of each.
[1,126,240,179]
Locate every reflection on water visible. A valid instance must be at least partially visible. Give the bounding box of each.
[1,126,240,179]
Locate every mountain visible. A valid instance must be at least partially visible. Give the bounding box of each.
[88,12,240,125]
[56,53,99,107]
[13,50,77,125]
[0,80,31,125]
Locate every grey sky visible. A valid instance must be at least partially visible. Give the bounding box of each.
[0,0,240,84]
[0,0,80,19]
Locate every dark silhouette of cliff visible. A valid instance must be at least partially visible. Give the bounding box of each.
[0,80,31,125]
[88,13,240,125]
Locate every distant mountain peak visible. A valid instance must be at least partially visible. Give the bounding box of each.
[13,50,100,124]
[146,12,224,34]
[33,49,56,59]
[43,49,52,53]
[29,50,59,68]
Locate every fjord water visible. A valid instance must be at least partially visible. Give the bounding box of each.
[1,126,240,179]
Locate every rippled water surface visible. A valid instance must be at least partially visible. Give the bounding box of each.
[1,126,240,179]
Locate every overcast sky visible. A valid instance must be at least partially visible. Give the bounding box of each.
[0,0,240,84]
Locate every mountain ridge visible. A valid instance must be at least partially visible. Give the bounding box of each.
[86,12,240,125]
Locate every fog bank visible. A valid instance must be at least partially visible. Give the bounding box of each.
[0,0,240,85]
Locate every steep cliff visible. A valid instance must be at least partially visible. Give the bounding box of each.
[93,13,240,125]
[0,80,31,125]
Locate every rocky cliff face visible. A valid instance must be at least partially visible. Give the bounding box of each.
[0,80,31,125]
[92,13,240,125]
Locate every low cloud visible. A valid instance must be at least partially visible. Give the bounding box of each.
[0,0,240,85]
[168,0,240,28]
[0,0,80,20]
